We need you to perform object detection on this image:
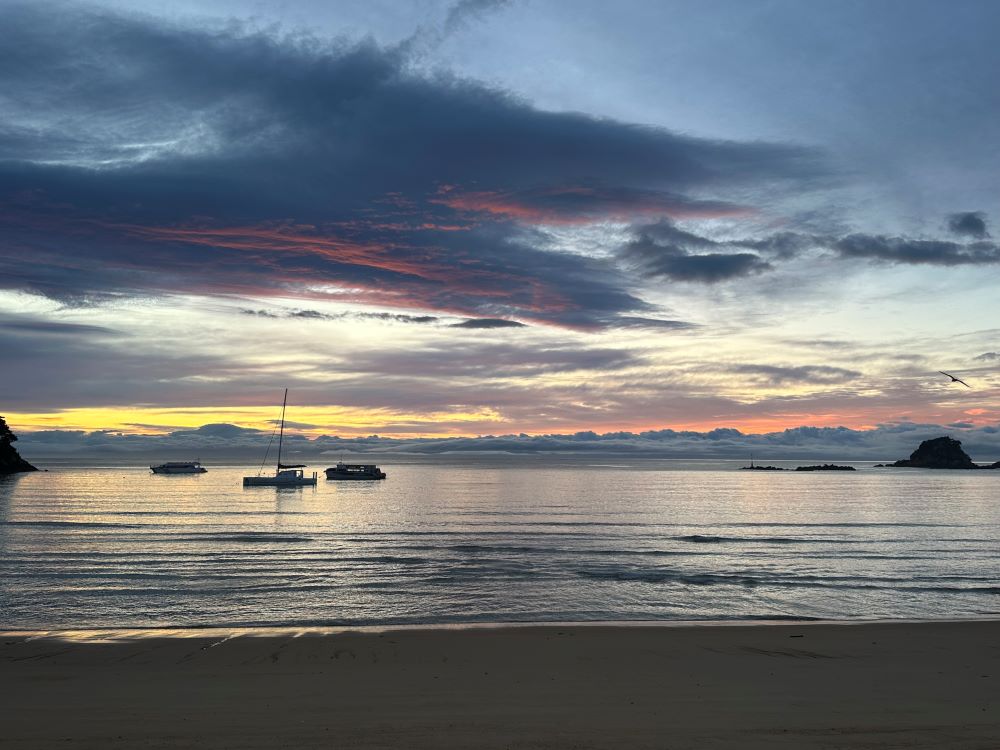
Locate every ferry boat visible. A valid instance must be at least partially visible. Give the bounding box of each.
[150,461,207,474]
[242,389,317,487]
[324,462,387,480]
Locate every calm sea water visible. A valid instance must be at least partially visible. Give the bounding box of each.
[2,460,999,629]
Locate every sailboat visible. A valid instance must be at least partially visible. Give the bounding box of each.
[242,389,318,487]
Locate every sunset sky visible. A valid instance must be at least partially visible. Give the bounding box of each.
[3,0,999,439]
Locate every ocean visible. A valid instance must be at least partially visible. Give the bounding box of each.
[2,459,999,629]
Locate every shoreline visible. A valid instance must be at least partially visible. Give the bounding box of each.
[5,613,1000,640]
[4,618,999,748]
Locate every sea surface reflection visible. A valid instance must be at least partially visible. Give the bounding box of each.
[2,460,999,628]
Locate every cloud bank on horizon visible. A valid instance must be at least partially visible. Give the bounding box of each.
[1,0,999,439]
[17,420,1000,464]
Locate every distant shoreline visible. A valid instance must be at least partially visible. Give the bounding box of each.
[6,615,1000,640]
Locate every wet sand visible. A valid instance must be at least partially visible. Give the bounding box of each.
[3,620,999,749]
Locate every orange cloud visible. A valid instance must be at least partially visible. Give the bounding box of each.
[433,185,749,225]
[98,220,586,321]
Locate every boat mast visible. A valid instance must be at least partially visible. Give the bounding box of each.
[276,388,288,472]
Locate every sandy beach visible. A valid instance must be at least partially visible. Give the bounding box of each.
[2,620,999,749]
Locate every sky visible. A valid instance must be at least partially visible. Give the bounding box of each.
[2,0,1000,447]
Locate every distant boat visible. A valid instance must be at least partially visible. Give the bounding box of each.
[151,460,207,474]
[242,389,317,487]
[325,462,387,480]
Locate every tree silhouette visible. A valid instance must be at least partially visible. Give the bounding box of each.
[0,416,35,474]
[0,415,17,447]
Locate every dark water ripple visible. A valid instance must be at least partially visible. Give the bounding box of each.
[2,463,1000,628]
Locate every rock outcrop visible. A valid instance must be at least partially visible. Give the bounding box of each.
[0,416,37,475]
[794,464,856,471]
[888,436,980,469]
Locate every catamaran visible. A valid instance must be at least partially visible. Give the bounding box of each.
[242,389,317,487]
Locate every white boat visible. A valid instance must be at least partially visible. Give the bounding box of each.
[151,461,207,474]
[243,467,316,486]
[242,389,317,487]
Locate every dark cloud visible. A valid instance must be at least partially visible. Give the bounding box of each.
[728,364,862,385]
[171,423,264,439]
[435,185,746,224]
[621,221,772,283]
[633,219,721,249]
[739,232,821,260]
[618,216,1000,275]
[443,0,513,36]
[0,3,822,327]
[242,308,438,323]
[357,313,438,324]
[451,318,526,328]
[637,251,772,283]
[0,318,120,336]
[947,211,990,239]
[834,234,1000,265]
[609,317,698,331]
[974,352,999,361]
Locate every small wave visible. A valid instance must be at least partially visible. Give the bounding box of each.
[575,568,1000,595]
[675,534,847,545]
[446,543,546,554]
[336,555,426,565]
[588,548,693,557]
[710,522,961,529]
[577,569,758,586]
[678,535,725,543]
[0,520,144,529]
[175,533,314,543]
[89,510,318,518]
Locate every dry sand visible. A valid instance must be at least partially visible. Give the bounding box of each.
[2,620,999,749]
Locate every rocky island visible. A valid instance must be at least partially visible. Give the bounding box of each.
[879,436,997,469]
[0,416,37,475]
[794,464,856,471]
[740,463,857,471]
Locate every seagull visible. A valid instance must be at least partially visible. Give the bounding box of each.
[939,371,971,388]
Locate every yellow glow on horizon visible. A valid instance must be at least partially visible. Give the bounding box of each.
[5,405,507,439]
[10,404,996,440]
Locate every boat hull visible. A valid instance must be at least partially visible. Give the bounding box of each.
[151,466,207,474]
[243,476,317,487]
[325,470,386,480]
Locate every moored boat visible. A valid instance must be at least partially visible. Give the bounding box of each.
[325,462,387,480]
[151,461,207,474]
[243,466,317,486]
[242,389,317,487]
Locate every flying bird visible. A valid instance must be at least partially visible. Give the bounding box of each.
[939,371,971,388]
